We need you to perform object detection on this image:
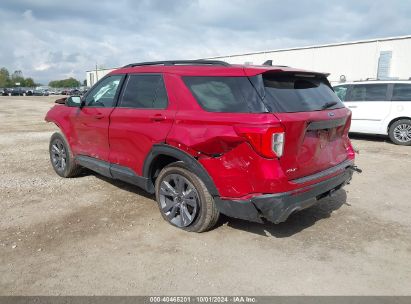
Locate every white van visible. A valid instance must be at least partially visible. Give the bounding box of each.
[333,81,411,145]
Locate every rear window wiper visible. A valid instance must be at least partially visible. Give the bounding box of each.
[321,101,338,109]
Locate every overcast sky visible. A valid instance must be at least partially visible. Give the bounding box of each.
[0,0,410,84]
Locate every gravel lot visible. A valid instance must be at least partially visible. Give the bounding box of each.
[0,96,410,295]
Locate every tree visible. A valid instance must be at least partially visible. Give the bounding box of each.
[0,67,9,87]
[24,78,36,87]
[48,77,81,88]
[13,77,25,86]
[0,67,39,87]
[11,70,23,80]
[83,79,87,86]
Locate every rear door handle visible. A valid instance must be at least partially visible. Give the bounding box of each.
[94,113,104,119]
[150,114,166,122]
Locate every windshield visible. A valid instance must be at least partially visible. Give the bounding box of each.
[258,74,344,113]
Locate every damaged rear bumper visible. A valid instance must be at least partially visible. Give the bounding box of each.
[214,168,353,224]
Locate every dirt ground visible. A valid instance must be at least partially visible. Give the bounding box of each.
[0,96,410,295]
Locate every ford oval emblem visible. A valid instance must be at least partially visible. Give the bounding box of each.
[328,112,335,117]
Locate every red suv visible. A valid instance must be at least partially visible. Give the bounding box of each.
[45,60,357,232]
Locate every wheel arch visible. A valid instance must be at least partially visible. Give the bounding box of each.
[143,144,220,197]
[45,106,74,148]
[46,121,72,144]
[387,116,411,132]
[47,121,63,131]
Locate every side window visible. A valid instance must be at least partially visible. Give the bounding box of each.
[183,76,266,113]
[119,74,168,109]
[391,84,411,101]
[350,84,388,101]
[333,85,349,101]
[84,75,122,108]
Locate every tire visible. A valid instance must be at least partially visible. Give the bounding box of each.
[49,132,82,177]
[155,162,220,232]
[388,119,411,146]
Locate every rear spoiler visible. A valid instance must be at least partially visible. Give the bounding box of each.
[243,65,330,78]
[261,70,330,78]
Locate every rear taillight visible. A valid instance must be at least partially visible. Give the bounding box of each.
[234,125,285,158]
[272,132,284,158]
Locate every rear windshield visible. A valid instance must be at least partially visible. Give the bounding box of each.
[260,74,344,112]
[183,74,343,113]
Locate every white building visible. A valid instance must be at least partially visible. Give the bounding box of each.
[86,35,411,86]
[86,67,116,87]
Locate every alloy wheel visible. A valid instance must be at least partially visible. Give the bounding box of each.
[393,123,411,143]
[159,173,199,227]
[51,139,67,172]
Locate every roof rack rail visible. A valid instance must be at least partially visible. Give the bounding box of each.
[123,60,230,68]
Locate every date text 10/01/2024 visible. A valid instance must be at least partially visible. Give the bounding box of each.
[149,296,257,303]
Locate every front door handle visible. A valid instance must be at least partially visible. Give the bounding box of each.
[348,106,357,109]
[150,114,166,122]
[94,113,104,119]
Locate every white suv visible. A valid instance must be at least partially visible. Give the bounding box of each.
[333,81,411,145]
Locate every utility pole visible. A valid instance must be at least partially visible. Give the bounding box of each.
[95,63,99,84]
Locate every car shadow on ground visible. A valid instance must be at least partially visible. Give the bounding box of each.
[86,170,156,200]
[216,189,348,237]
[349,132,391,143]
[82,169,348,238]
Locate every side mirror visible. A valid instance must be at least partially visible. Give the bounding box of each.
[66,96,82,107]
[55,97,67,105]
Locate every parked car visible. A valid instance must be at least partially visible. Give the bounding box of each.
[69,89,82,96]
[60,89,74,95]
[33,89,49,96]
[1,88,10,96]
[45,60,358,232]
[10,88,30,96]
[334,80,411,145]
[4,88,12,96]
